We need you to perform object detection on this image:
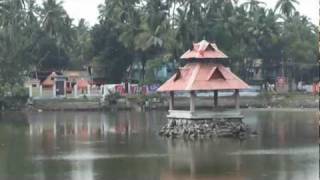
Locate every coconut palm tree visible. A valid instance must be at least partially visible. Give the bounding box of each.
[41,0,72,40]
[0,0,25,27]
[40,0,74,58]
[132,0,170,81]
[242,0,266,15]
[25,0,39,26]
[275,0,299,18]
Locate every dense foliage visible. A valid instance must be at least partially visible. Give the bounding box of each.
[93,0,318,85]
[0,0,318,92]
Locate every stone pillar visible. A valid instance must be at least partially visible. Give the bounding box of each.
[29,123,33,136]
[99,86,103,96]
[87,84,91,96]
[29,85,33,98]
[40,122,43,134]
[39,85,43,97]
[169,91,174,110]
[214,90,218,108]
[53,116,57,138]
[87,120,91,136]
[126,111,131,138]
[74,115,78,136]
[128,82,131,95]
[64,122,67,136]
[29,122,33,136]
[53,83,56,97]
[64,81,67,97]
[235,89,240,110]
[190,91,196,113]
[74,84,78,97]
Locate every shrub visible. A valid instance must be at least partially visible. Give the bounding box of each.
[0,83,29,110]
[105,92,121,105]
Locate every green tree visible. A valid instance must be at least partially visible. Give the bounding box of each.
[68,19,92,69]
[91,20,133,83]
[275,0,299,18]
[36,0,74,70]
[132,0,170,81]
[242,0,266,14]
[1,0,316,97]
[281,13,318,85]
[0,0,36,102]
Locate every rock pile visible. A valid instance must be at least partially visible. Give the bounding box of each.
[159,119,256,139]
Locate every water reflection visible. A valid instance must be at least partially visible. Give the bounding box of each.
[27,111,163,144]
[161,110,318,180]
[164,139,247,180]
[28,112,107,139]
[28,112,101,180]
[25,111,167,180]
[0,110,318,180]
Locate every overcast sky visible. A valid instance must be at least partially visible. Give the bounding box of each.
[57,0,318,26]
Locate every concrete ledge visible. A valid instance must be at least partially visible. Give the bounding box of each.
[167,110,243,120]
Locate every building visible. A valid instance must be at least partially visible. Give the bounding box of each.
[157,40,249,121]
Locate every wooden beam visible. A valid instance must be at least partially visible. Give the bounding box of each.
[190,91,196,113]
[169,91,174,110]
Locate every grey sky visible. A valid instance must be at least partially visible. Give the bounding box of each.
[58,0,318,26]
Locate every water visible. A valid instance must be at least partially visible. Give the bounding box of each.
[0,109,318,180]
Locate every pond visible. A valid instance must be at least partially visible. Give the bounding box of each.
[0,109,318,180]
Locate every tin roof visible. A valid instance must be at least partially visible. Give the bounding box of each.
[157,63,249,92]
[180,40,228,59]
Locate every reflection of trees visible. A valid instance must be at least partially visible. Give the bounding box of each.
[256,110,317,147]
[0,112,30,179]
[28,112,109,140]
[0,110,318,180]
[25,111,167,180]
[26,111,166,152]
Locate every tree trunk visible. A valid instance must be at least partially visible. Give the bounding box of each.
[172,0,176,29]
[141,57,146,84]
[286,59,293,92]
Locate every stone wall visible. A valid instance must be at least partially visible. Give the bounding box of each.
[159,118,256,140]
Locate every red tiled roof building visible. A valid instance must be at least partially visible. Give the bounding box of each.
[157,40,249,113]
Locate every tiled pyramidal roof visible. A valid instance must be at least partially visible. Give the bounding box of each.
[157,40,249,92]
[180,40,228,59]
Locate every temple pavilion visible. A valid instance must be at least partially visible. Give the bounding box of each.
[157,40,249,120]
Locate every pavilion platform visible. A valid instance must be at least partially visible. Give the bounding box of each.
[167,109,244,121]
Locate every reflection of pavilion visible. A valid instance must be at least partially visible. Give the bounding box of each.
[163,139,246,180]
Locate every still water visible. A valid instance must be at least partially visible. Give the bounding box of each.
[0,109,318,180]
